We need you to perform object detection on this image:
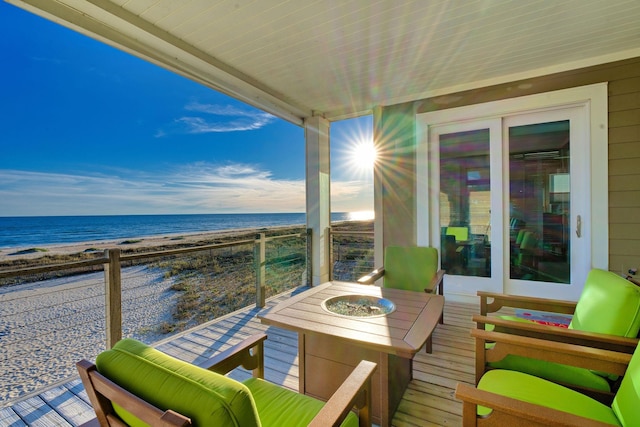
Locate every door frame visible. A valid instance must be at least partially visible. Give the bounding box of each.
[416,83,608,303]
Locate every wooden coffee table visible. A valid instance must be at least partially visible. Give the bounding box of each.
[259,281,444,426]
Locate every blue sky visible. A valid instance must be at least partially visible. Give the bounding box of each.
[0,2,374,217]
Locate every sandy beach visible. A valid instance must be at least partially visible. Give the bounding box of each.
[0,227,282,406]
[0,221,372,407]
[0,265,180,405]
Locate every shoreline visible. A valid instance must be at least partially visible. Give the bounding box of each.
[0,224,303,262]
[0,219,373,264]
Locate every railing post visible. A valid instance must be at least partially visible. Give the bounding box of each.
[306,228,313,286]
[255,233,266,308]
[328,227,334,281]
[104,248,122,349]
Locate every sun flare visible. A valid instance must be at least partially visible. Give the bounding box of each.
[349,139,377,172]
[348,210,375,221]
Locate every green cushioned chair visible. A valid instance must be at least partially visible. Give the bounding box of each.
[475,269,640,403]
[77,334,377,427]
[357,245,445,353]
[358,246,444,296]
[456,329,640,427]
[445,226,469,242]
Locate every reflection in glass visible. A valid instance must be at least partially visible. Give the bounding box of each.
[439,129,490,277]
[509,121,570,284]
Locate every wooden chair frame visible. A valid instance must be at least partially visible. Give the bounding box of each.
[358,267,445,298]
[457,329,633,426]
[78,333,377,427]
[474,314,639,353]
[475,291,638,403]
[476,290,639,350]
[478,290,576,317]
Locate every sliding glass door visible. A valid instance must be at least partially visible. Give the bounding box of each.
[417,85,606,301]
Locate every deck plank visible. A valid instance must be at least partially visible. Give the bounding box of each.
[10,396,72,427]
[3,289,479,426]
[0,407,27,426]
[38,386,94,427]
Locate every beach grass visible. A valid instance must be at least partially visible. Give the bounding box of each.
[0,220,373,333]
[120,239,143,245]
[9,247,49,256]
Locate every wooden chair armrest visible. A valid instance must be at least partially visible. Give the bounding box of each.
[426,269,445,295]
[357,267,385,285]
[309,360,377,427]
[455,382,614,427]
[472,329,632,380]
[77,360,192,427]
[473,315,639,353]
[197,333,267,378]
[477,291,576,315]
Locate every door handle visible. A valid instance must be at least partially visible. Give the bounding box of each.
[576,215,582,238]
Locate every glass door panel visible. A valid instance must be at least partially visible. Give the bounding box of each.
[419,84,606,301]
[439,129,491,277]
[508,121,570,284]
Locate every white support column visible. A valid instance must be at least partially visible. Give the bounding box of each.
[305,115,331,286]
[372,106,384,270]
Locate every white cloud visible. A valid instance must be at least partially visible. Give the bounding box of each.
[0,165,305,216]
[330,179,374,213]
[168,102,276,134]
[0,163,373,216]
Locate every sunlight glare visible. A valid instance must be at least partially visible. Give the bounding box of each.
[348,210,375,221]
[349,139,377,172]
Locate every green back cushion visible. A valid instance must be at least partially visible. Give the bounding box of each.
[96,338,260,427]
[383,246,438,292]
[477,370,621,425]
[612,342,640,427]
[569,269,640,338]
[244,378,358,427]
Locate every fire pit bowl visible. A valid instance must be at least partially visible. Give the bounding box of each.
[321,294,396,318]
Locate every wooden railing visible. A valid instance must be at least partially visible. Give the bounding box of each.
[328,228,374,282]
[0,227,375,405]
[0,231,307,350]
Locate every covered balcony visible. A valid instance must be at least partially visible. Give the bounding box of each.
[3,0,640,425]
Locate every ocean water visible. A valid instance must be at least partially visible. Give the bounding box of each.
[0,213,354,249]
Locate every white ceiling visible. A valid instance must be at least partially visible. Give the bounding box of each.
[9,0,640,125]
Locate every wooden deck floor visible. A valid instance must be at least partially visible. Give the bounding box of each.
[0,287,477,427]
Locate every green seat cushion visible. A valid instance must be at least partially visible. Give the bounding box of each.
[383,246,438,292]
[244,378,358,427]
[488,354,611,392]
[486,313,610,391]
[494,315,535,326]
[611,342,640,427]
[477,370,620,425]
[96,338,260,427]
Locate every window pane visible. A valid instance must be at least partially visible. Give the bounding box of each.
[509,121,570,284]
[439,129,490,277]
